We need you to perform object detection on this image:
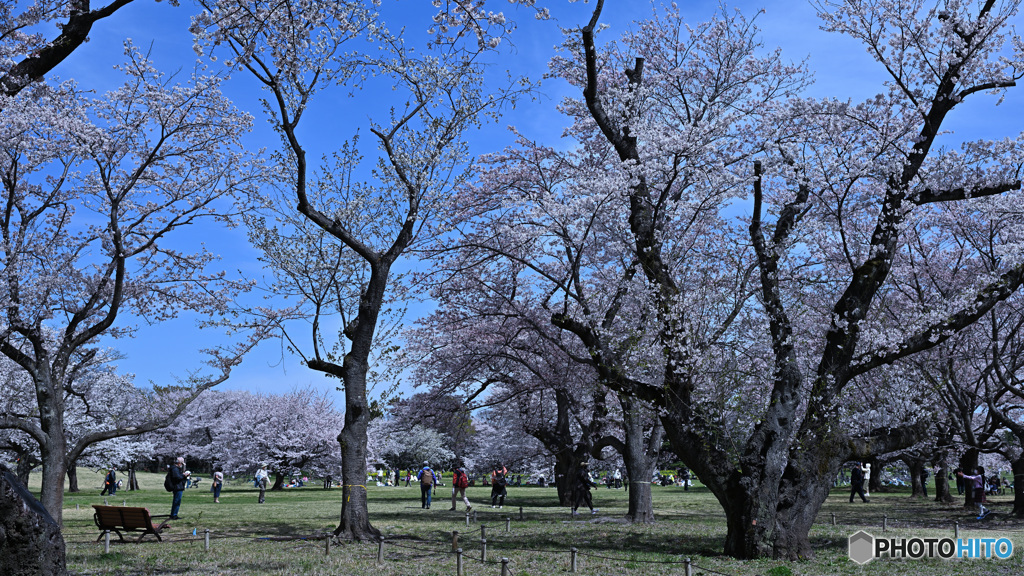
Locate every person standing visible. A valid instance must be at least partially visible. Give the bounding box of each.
[862,462,872,498]
[571,461,598,516]
[167,457,188,519]
[417,461,437,509]
[212,466,224,503]
[449,461,472,512]
[957,467,988,518]
[256,464,269,504]
[101,467,117,496]
[490,463,508,509]
[849,462,869,503]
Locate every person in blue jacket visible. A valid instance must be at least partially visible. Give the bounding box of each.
[417,461,438,509]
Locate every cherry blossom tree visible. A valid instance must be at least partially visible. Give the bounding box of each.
[192,0,529,540]
[0,43,261,522]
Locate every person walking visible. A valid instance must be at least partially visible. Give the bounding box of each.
[417,461,438,509]
[572,461,598,516]
[256,464,269,504]
[101,467,117,496]
[490,463,508,508]
[849,461,869,503]
[450,461,472,512]
[167,457,188,519]
[212,466,224,503]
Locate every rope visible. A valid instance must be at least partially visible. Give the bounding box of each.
[691,561,740,576]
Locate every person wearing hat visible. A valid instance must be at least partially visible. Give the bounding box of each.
[572,461,598,516]
[416,461,438,509]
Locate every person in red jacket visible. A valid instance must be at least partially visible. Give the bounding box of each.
[450,460,472,512]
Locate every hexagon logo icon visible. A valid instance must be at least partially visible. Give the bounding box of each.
[849,530,875,565]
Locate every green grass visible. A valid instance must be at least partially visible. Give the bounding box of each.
[30,470,1024,575]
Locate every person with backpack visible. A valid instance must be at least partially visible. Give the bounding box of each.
[571,461,598,516]
[101,467,117,496]
[490,462,508,508]
[449,461,472,512]
[417,461,437,509]
[165,457,189,519]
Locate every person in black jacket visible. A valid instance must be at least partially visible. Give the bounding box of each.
[168,457,189,519]
[849,461,868,503]
[101,467,117,496]
[572,461,599,516]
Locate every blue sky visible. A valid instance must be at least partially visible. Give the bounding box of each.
[52,0,1023,404]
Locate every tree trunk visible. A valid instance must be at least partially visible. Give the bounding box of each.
[332,360,380,541]
[960,449,979,509]
[0,463,67,576]
[1010,457,1024,517]
[905,458,925,498]
[272,471,286,491]
[867,457,881,494]
[553,451,575,507]
[39,414,68,525]
[619,395,661,523]
[15,452,37,487]
[66,462,79,493]
[934,462,953,503]
[127,463,140,491]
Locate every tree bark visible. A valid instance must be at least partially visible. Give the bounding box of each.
[332,362,380,541]
[66,463,79,493]
[1010,458,1024,517]
[15,452,37,487]
[960,449,979,509]
[905,457,925,498]
[0,463,67,576]
[618,395,661,523]
[934,462,953,503]
[127,463,139,491]
[272,471,286,491]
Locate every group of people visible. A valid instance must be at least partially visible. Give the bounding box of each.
[414,461,509,511]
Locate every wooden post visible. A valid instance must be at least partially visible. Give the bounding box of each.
[466,512,471,527]
[954,521,959,539]
[76,504,79,511]
[505,517,510,532]
[831,512,836,526]
[325,534,331,556]
[570,547,577,573]
[501,557,509,576]
[204,528,210,551]
[519,506,523,521]
[377,540,384,563]
[103,530,110,554]
[883,514,888,532]
[481,524,487,539]
[122,499,126,506]
[473,509,478,523]
[452,530,459,552]
[456,548,464,576]
[481,538,487,563]
[684,557,692,576]
[104,498,108,505]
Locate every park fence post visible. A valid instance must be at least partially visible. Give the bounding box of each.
[204,528,210,551]
[473,509,478,523]
[570,547,577,573]
[452,530,459,552]
[456,548,464,576]
[325,534,331,556]
[883,514,888,532]
[519,506,523,521]
[377,539,384,563]
[76,504,79,511]
[505,517,510,532]
[466,512,471,527]
[122,499,126,506]
[954,521,959,539]
[481,538,487,563]
[831,512,836,526]
[481,524,487,540]
[501,557,509,576]
[104,498,108,505]
[685,557,693,576]
[103,530,110,554]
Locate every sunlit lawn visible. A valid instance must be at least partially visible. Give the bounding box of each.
[30,470,1024,575]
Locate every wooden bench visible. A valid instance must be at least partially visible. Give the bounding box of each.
[92,505,169,543]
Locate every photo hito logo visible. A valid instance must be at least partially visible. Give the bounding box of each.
[849,530,1014,564]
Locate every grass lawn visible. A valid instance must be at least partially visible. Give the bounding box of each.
[30,469,1024,575]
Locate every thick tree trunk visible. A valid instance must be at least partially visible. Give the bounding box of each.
[619,395,661,523]
[0,463,67,576]
[39,419,67,525]
[905,458,925,498]
[127,463,140,491]
[15,452,36,487]
[553,451,575,507]
[272,471,286,491]
[934,462,953,503]
[960,449,979,509]
[1011,458,1024,517]
[332,362,380,541]
[867,457,881,494]
[66,463,79,493]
